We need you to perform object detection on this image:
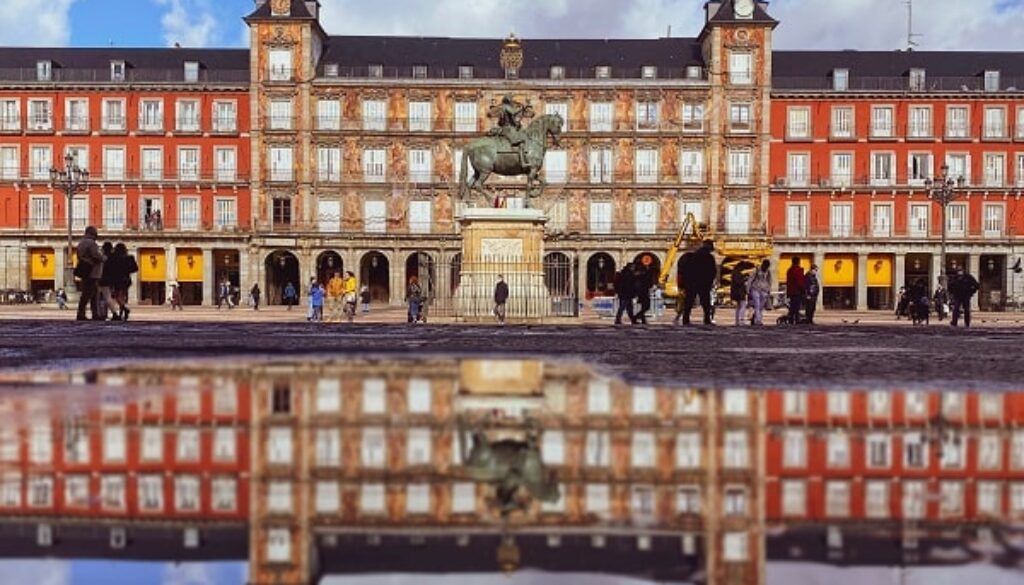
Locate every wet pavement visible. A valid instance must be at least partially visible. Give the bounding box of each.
[0,318,1022,390]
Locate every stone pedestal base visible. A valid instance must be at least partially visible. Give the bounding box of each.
[456,208,548,322]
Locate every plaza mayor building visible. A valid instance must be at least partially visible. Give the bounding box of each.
[0,0,1021,311]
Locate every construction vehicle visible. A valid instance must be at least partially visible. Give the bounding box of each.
[658,213,774,305]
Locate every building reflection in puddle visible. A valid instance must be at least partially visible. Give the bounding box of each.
[0,359,1022,585]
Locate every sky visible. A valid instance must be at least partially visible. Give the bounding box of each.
[0,0,1022,50]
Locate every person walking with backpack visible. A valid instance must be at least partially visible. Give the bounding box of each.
[74,226,105,321]
[730,266,749,326]
[804,264,821,325]
[112,243,137,321]
[747,259,772,326]
[614,263,637,325]
[948,267,980,328]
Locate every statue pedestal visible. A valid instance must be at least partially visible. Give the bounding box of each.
[456,208,548,322]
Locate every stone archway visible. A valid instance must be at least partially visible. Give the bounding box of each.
[360,251,390,304]
[406,252,436,300]
[586,253,616,299]
[264,250,300,305]
[316,251,344,285]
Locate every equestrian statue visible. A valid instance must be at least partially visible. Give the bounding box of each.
[458,94,564,208]
[457,416,561,516]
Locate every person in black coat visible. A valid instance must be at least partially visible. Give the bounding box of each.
[493,274,510,325]
[111,243,137,321]
[633,263,653,325]
[614,262,637,325]
[680,240,717,325]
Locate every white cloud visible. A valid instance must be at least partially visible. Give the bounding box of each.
[156,0,218,48]
[0,0,76,46]
[0,561,71,585]
[316,0,1024,50]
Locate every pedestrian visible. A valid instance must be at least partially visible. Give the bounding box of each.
[283,282,297,311]
[804,264,820,325]
[56,288,68,310]
[681,240,717,326]
[406,275,424,323]
[493,274,509,325]
[97,241,120,320]
[112,243,136,321]
[633,263,652,325]
[909,278,930,325]
[342,271,358,322]
[306,276,317,321]
[614,262,637,325]
[895,286,908,320]
[310,281,325,322]
[673,253,693,325]
[169,282,184,310]
[933,281,949,321]
[730,266,749,326]
[359,284,371,313]
[948,267,980,328]
[785,256,807,325]
[74,226,105,321]
[250,283,261,311]
[217,279,233,309]
[326,272,344,322]
[747,259,772,326]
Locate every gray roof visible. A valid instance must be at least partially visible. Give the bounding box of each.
[245,0,316,20]
[320,36,706,80]
[0,47,249,84]
[773,50,1024,91]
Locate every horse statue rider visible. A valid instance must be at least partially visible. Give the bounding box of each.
[491,94,529,167]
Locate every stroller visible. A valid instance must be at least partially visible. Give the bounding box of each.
[908,281,930,325]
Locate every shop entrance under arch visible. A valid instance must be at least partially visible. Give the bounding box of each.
[586,253,616,299]
[360,252,390,304]
[316,251,344,285]
[264,250,300,306]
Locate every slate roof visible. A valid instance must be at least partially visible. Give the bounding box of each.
[245,0,316,20]
[707,0,779,26]
[773,50,1024,91]
[320,36,706,80]
[0,47,249,83]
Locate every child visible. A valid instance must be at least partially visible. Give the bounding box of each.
[310,282,325,322]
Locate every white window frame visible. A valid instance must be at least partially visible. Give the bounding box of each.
[786,203,808,238]
[871,203,893,238]
[362,99,386,131]
[983,203,1005,238]
[728,51,753,85]
[175,99,200,133]
[787,107,810,139]
[870,105,895,138]
[830,106,853,139]
[103,196,126,231]
[830,202,853,238]
[589,102,613,132]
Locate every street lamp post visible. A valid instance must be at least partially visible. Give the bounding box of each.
[924,164,965,286]
[49,153,90,294]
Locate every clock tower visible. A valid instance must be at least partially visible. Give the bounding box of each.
[699,0,777,269]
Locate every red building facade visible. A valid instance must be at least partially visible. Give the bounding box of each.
[769,53,1024,311]
[0,48,251,305]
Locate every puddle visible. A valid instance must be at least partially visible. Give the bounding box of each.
[0,356,1022,584]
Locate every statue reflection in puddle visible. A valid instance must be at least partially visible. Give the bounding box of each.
[458,416,560,517]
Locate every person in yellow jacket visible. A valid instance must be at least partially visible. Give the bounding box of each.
[325,272,345,322]
[342,271,358,322]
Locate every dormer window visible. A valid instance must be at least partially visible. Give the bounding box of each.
[458,66,474,80]
[368,64,383,79]
[36,61,52,82]
[832,68,849,91]
[550,66,564,80]
[412,65,427,80]
[595,66,611,79]
[184,61,200,83]
[641,66,658,80]
[909,68,926,91]
[686,66,702,80]
[985,70,1001,92]
[110,61,126,82]
[324,63,339,78]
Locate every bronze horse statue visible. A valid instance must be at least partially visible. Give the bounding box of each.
[458,113,564,207]
[458,420,561,516]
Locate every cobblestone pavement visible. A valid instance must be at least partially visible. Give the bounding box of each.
[0,316,1021,391]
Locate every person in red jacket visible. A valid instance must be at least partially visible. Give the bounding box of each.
[785,256,807,325]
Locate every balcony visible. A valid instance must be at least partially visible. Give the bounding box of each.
[100,117,127,134]
[266,67,295,83]
[773,75,1024,93]
[983,124,1008,141]
[25,118,53,134]
[0,116,21,133]
[175,119,202,135]
[212,117,238,134]
[0,67,248,84]
[265,116,294,132]
[63,116,90,134]
[906,123,934,140]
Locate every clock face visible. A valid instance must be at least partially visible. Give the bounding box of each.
[271,0,290,16]
[735,0,755,17]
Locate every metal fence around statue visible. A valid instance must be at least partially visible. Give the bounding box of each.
[423,255,578,320]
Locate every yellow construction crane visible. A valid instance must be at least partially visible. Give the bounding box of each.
[658,213,774,302]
